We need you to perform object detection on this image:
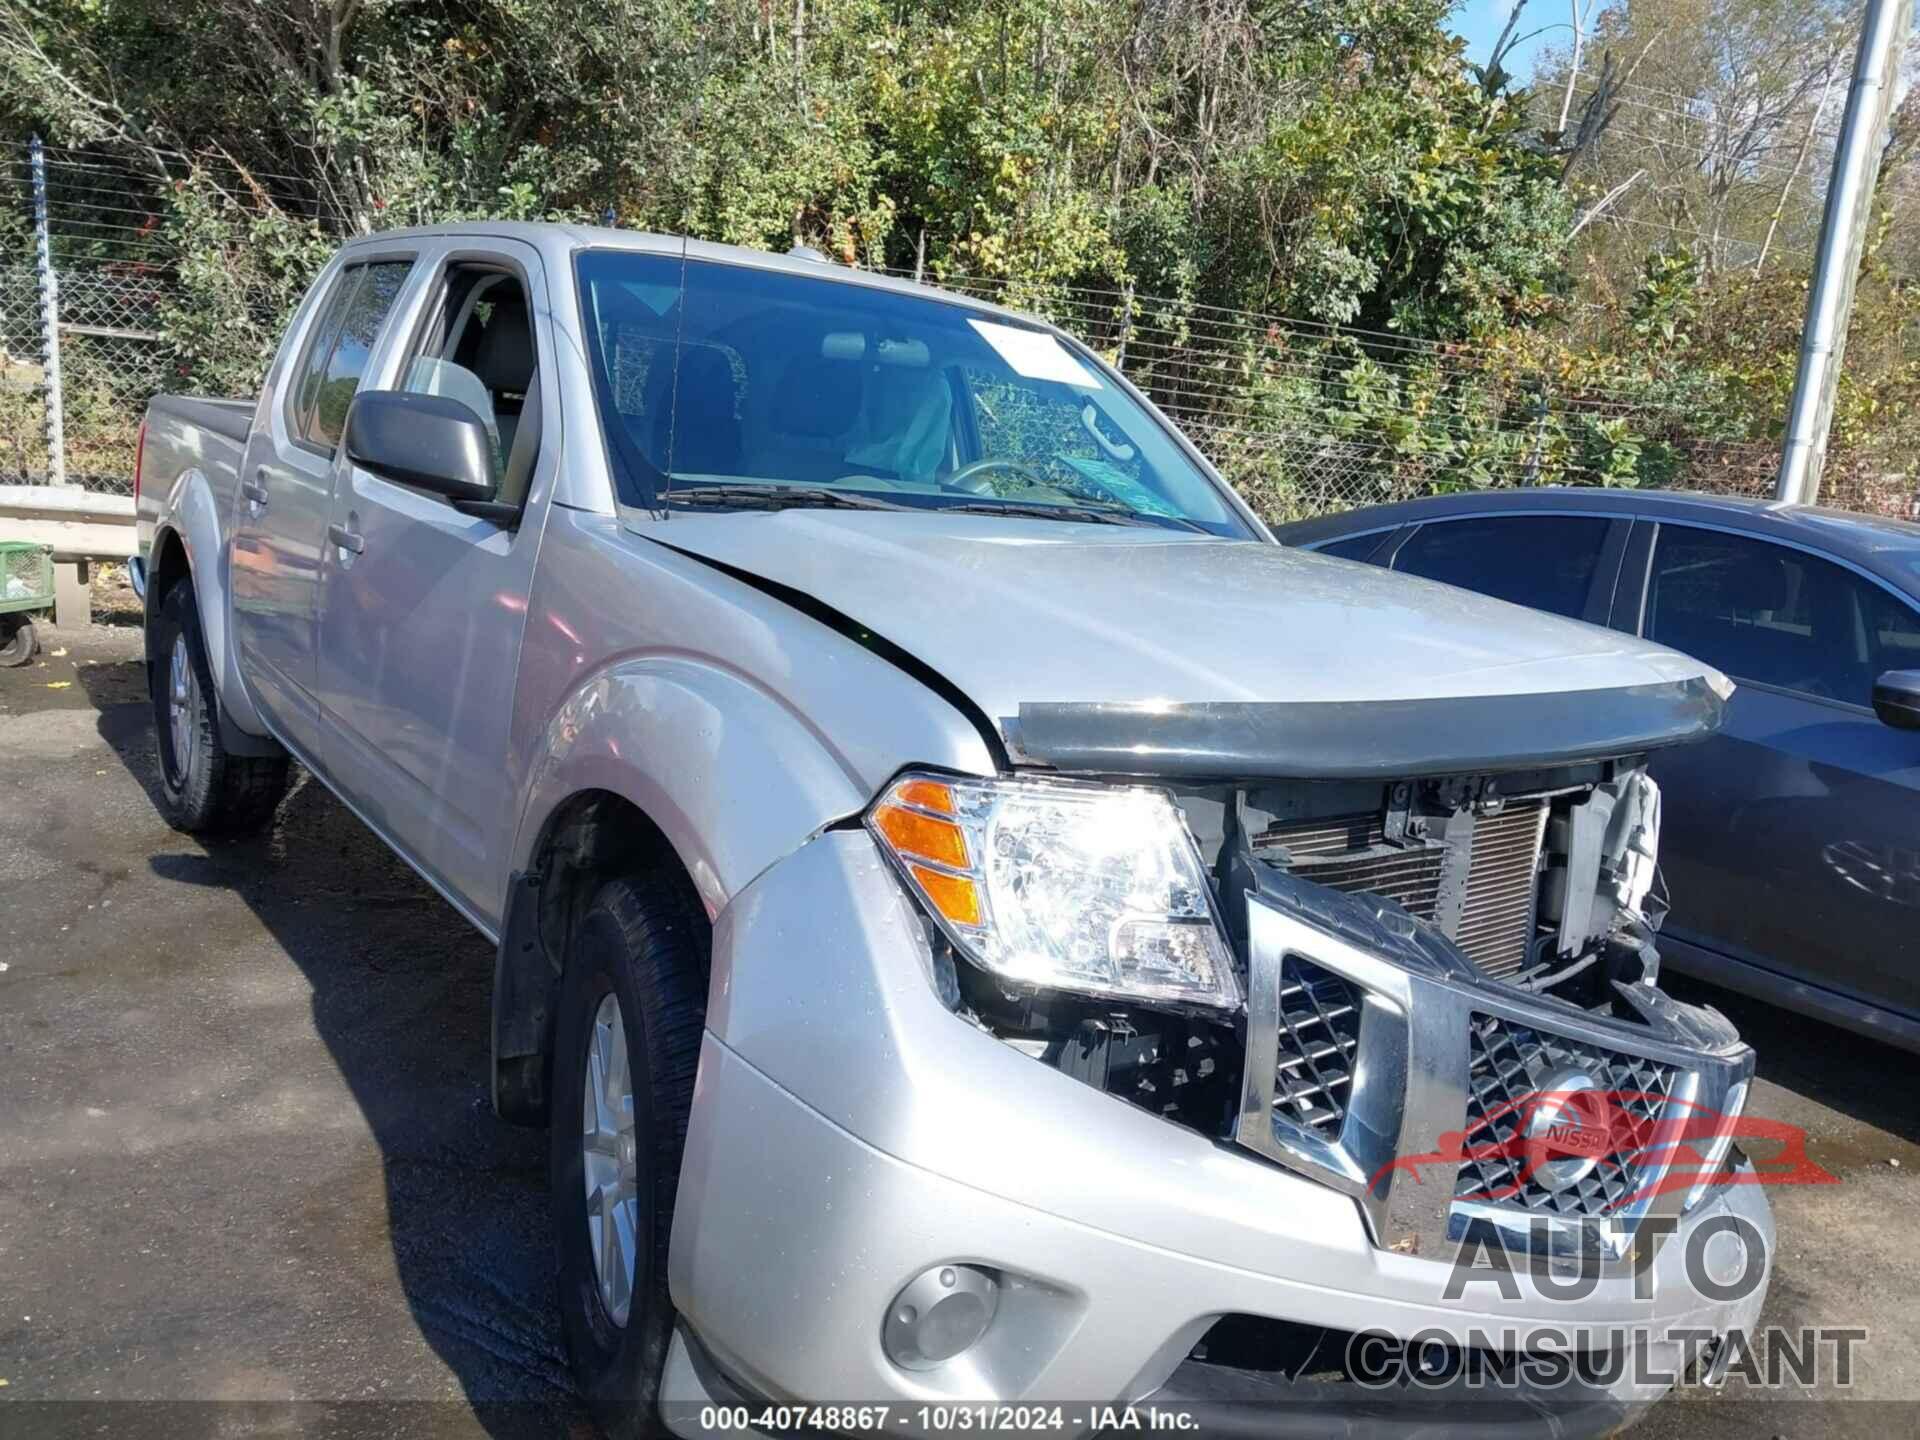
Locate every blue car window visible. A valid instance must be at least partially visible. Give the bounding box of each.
[1647,527,1907,706]
[1392,515,1608,619]
[1316,532,1389,562]
[1864,584,1920,675]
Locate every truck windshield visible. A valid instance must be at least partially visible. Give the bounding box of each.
[576,249,1248,536]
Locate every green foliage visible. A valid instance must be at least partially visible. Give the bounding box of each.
[1629,250,1703,350]
[0,0,1911,514]
[159,185,335,396]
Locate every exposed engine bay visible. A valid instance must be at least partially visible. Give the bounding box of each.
[939,754,1673,1139]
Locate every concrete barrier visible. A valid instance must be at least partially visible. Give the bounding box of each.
[0,484,136,625]
[0,484,136,560]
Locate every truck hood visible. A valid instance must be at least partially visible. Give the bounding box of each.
[640,512,1727,778]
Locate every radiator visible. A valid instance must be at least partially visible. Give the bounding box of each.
[1254,798,1549,981]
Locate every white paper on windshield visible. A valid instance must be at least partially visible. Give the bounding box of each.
[967,318,1103,389]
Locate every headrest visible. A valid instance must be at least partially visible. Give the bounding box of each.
[1720,551,1791,614]
[674,347,738,426]
[474,299,535,394]
[771,353,861,438]
[667,346,742,474]
[403,357,498,445]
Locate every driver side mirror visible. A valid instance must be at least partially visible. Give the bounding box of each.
[1873,670,1920,729]
[344,390,498,510]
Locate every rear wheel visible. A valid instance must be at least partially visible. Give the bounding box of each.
[149,583,287,833]
[0,616,34,667]
[551,871,709,1439]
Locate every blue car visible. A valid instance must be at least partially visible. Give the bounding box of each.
[1280,488,1920,1049]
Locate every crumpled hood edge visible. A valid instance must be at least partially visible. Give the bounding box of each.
[1009,678,1727,781]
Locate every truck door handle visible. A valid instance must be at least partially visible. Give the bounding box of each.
[327,523,365,555]
[240,472,269,505]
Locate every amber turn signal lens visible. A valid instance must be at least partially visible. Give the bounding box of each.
[909,863,982,928]
[893,777,955,815]
[873,803,970,870]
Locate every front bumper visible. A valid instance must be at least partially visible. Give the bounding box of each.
[672,830,1772,1425]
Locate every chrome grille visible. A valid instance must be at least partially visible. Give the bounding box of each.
[1454,1014,1679,1219]
[1271,958,1362,1140]
[1455,801,1549,980]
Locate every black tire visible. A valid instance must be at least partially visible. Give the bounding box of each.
[149,582,288,834]
[0,617,34,667]
[551,871,709,1439]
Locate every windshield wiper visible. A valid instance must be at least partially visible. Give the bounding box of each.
[662,484,1209,532]
[943,499,1204,532]
[665,484,911,512]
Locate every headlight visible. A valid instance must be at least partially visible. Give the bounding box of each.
[865,772,1241,1010]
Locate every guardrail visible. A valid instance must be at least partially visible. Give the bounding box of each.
[0,483,135,561]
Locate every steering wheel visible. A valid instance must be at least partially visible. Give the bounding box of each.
[945,456,1051,496]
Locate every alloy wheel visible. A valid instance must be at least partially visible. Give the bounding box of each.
[581,992,639,1327]
[167,634,197,788]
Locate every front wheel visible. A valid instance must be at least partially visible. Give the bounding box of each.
[551,872,709,1439]
[149,583,288,833]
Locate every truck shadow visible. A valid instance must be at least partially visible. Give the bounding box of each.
[81,661,586,1437]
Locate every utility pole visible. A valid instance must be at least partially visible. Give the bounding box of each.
[1775,0,1914,504]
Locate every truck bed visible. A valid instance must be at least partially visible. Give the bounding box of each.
[136,394,255,559]
[150,395,254,447]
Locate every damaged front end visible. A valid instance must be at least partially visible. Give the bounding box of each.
[868,680,1752,1271]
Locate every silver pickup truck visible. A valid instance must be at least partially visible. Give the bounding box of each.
[133,223,1771,1438]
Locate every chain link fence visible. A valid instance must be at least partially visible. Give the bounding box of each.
[3,138,1912,521]
[908,270,1914,522]
[0,264,48,483]
[3,139,177,497]
[31,263,169,495]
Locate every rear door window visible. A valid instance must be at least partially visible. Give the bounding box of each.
[1392,515,1610,618]
[1867,584,1920,675]
[1646,526,1912,705]
[288,274,359,441]
[294,260,413,454]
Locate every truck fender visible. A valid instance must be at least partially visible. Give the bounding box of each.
[146,467,280,757]
[492,655,874,1122]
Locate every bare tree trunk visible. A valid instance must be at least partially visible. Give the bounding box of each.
[1567,168,1646,239]
[1756,64,1838,273]
[1485,0,1533,85]
[793,0,805,99]
[1557,0,1589,133]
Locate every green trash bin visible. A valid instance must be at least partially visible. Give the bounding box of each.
[0,540,54,667]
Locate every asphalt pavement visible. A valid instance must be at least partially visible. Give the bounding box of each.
[1,599,585,1438]
[1,588,1917,1439]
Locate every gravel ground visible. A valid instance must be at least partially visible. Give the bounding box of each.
[1,584,1916,1438]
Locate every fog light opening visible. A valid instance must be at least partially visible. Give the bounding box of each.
[883,1264,999,1371]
